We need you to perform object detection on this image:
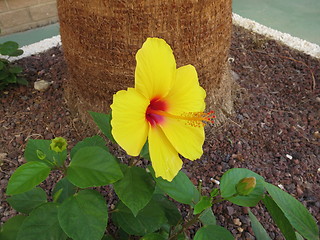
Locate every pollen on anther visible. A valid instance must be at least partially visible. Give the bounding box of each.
[181,111,215,127]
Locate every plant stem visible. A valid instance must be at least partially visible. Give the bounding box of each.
[169,193,239,239]
[108,209,119,214]
[211,193,239,205]
[169,213,201,240]
[61,163,68,175]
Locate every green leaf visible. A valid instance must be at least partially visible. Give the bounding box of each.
[6,73,16,83]
[140,141,150,160]
[0,215,27,240]
[153,194,182,225]
[70,135,108,159]
[0,58,9,64]
[24,139,66,166]
[295,232,304,240]
[9,66,22,74]
[114,165,155,216]
[116,228,130,240]
[16,77,28,85]
[264,183,319,240]
[262,195,297,240]
[149,166,200,205]
[248,209,272,240]
[210,188,219,197]
[0,70,9,80]
[141,233,166,240]
[89,111,115,142]
[102,235,115,240]
[67,146,123,188]
[112,197,167,236]
[52,177,77,203]
[0,41,19,55]
[194,225,234,240]
[7,187,47,214]
[58,189,108,240]
[6,161,51,195]
[17,203,67,240]
[7,49,23,57]
[0,61,4,70]
[220,168,265,207]
[194,196,212,215]
[199,207,216,226]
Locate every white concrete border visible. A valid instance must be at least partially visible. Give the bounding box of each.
[8,35,61,61]
[232,13,320,59]
[5,13,320,61]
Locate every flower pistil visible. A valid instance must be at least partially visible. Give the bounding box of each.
[146,102,215,128]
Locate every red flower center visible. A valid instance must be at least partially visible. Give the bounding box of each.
[146,97,167,127]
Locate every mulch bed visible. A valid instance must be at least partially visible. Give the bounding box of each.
[0,25,319,239]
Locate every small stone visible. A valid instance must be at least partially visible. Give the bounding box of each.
[45,133,54,140]
[210,178,220,185]
[243,113,249,119]
[293,142,300,147]
[316,97,320,103]
[15,135,24,145]
[233,218,242,226]
[227,206,235,215]
[34,80,52,91]
[20,96,28,101]
[245,232,255,240]
[239,215,249,225]
[313,131,320,139]
[231,70,240,81]
[237,227,244,233]
[286,154,293,160]
[0,153,7,161]
[18,157,24,164]
[296,186,303,197]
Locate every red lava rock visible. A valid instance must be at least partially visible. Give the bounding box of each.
[242,207,249,214]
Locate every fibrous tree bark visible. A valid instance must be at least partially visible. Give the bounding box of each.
[57,0,233,125]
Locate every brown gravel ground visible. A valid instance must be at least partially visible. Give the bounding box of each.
[0,25,319,239]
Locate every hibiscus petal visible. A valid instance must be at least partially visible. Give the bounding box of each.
[135,38,176,99]
[148,126,182,181]
[160,118,204,160]
[111,88,149,156]
[164,65,206,114]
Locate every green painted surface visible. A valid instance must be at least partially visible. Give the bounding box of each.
[0,23,59,47]
[233,0,320,45]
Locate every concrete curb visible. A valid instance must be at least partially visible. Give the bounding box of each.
[232,13,320,59]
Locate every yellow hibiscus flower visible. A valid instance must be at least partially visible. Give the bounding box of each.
[111,38,214,181]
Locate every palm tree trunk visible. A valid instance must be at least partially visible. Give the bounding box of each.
[57,0,233,125]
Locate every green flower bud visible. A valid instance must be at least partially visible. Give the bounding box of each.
[236,177,256,196]
[50,137,67,153]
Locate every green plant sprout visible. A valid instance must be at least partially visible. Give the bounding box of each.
[0,30,27,90]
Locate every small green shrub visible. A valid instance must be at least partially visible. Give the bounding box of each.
[0,39,27,90]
